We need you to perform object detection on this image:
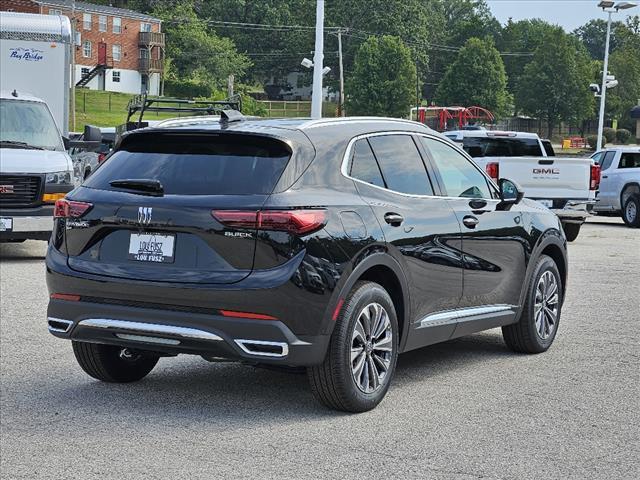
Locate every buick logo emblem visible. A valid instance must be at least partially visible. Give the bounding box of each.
[138,207,152,225]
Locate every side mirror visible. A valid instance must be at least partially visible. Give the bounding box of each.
[497,178,524,210]
[83,124,102,143]
[62,136,70,150]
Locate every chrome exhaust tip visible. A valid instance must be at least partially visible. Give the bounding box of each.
[48,317,74,333]
[235,339,289,358]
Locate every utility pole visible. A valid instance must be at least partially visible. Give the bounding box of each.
[311,0,324,119]
[228,74,234,98]
[337,29,345,117]
[70,0,76,131]
[415,57,420,120]
[596,10,612,150]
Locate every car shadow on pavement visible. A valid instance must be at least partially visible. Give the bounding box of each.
[0,241,47,260]
[40,331,513,425]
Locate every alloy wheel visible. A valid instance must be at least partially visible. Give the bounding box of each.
[625,200,637,223]
[351,302,393,393]
[534,271,559,340]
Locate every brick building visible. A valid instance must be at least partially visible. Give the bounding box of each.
[1,0,165,95]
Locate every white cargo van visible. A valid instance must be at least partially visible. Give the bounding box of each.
[0,12,76,241]
[0,91,75,241]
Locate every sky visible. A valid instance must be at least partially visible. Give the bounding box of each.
[486,0,638,31]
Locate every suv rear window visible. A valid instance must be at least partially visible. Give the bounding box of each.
[462,137,542,157]
[84,133,291,195]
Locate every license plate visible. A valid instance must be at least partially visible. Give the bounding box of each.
[0,218,13,232]
[128,233,175,263]
[538,199,553,208]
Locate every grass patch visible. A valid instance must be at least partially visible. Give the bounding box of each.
[70,89,338,131]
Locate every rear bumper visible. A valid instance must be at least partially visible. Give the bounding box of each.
[45,242,338,365]
[0,205,54,240]
[549,199,595,224]
[47,298,330,366]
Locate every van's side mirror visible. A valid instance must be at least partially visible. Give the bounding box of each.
[497,178,524,210]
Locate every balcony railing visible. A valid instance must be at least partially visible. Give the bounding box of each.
[139,58,164,73]
[138,31,165,47]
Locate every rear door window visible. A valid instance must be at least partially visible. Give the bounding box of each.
[619,152,640,169]
[368,135,434,195]
[349,139,385,188]
[83,134,291,195]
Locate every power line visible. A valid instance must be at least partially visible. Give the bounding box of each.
[162,18,535,57]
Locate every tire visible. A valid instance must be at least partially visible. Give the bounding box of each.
[562,223,581,242]
[72,341,159,383]
[621,194,640,228]
[502,255,562,354]
[308,281,399,413]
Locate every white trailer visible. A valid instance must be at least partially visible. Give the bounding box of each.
[0,12,71,134]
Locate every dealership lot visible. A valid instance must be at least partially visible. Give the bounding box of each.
[0,217,638,479]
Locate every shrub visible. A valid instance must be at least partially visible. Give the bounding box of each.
[586,134,602,150]
[603,127,616,144]
[164,79,212,99]
[616,129,631,144]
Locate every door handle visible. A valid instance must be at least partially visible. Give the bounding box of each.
[384,212,404,226]
[602,175,608,179]
[462,215,479,229]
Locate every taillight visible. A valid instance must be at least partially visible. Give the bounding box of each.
[486,162,499,182]
[50,293,80,301]
[53,199,93,218]
[219,310,277,320]
[212,209,327,235]
[97,153,107,164]
[590,164,601,190]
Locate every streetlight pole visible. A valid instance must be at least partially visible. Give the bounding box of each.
[596,1,637,149]
[311,0,324,119]
[596,11,612,150]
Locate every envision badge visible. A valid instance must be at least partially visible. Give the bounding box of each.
[138,207,153,225]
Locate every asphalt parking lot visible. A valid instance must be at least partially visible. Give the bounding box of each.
[0,217,638,480]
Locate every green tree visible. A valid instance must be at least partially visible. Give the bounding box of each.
[439,0,501,47]
[607,45,640,130]
[346,36,416,117]
[573,19,626,60]
[498,19,562,95]
[516,30,594,139]
[154,2,251,91]
[435,37,510,116]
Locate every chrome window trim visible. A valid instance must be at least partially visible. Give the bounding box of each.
[300,117,429,130]
[418,304,518,329]
[78,319,223,342]
[340,131,500,201]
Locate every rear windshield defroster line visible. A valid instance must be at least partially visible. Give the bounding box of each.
[83,133,292,195]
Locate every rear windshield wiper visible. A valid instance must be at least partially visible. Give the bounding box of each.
[0,140,45,150]
[109,179,164,196]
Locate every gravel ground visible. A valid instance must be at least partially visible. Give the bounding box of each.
[1,217,638,480]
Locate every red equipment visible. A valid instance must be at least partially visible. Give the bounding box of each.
[412,105,495,131]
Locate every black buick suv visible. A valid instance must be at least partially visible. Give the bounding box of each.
[46,116,567,412]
